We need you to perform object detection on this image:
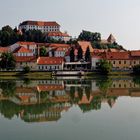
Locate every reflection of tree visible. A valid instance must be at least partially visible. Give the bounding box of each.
[97,78,113,94]
[85,86,91,101]
[23,78,31,86]
[0,81,16,97]
[0,100,21,119]
[133,77,140,86]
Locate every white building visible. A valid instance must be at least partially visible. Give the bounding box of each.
[37,57,64,71]
[47,32,71,42]
[19,20,60,33]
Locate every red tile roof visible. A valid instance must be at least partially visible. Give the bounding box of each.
[131,50,140,57]
[37,57,64,65]
[20,21,60,27]
[106,52,130,60]
[17,41,36,45]
[15,56,37,62]
[49,43,70,48]
[77,41,94,53]
[37,85,64,91]
[0,47,9,53]
[48,32,70,37]
[14,46,32,53]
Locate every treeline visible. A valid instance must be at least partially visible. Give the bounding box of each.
[0,25,66,47]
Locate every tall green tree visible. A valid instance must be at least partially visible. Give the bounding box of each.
[40,47,47,56]
[77,47,83,60]
[85,46,91,62]
[70,47,75,62]
[0,52,16,70]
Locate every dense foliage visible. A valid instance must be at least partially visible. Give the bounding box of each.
[78,30,101,42]
[0,52,16,70]
[97,60,113,75]
[133,65,140,75]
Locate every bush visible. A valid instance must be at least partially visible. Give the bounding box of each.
[23,66,30,73]
[97,60,112,75]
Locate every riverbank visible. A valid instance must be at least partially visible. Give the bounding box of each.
[0,71,52,79]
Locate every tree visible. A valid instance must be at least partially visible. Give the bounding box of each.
[77,46,83,60]
[70,47,75,62]
[97,60,112,75]
[0,52,16,70]
[23,66,30,73]
[133,65,140,75]
[85,46,91,62]
[78,30,101,42]
[40,47,47,56]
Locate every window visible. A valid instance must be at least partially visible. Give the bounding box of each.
[113,61,115,64]
[119,61,121,64]
[124,61,126,64]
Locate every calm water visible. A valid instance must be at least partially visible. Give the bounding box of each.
[0,77,140,140]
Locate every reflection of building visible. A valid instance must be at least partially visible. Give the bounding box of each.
[20,103,71,123]
[10,87,38,105]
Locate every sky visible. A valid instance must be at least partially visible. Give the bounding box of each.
[0,0,140,50]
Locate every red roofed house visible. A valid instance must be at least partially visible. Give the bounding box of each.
[15,56,37,71]
[0,47,9,56]
[19,20,60,33]
[47,32,71,42]
[77,41,94,60]
[13,46,34,56]
[37,57,64,71]
[106,51,140,70]
[9,41,37,55]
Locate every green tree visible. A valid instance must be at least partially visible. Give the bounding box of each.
[0,52,16,70]
[77,46,83,60]
[70,47,75,62]
[23,66,30,73]
[133,65,140,75]
[85,46,91,62]
[78,30,101,42]
[40,47,47,56]
[97,60,112,75]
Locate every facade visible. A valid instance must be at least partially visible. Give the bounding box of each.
[10,42,37,55]
[15,56,37,71]
[37,57,64,71]
[106,51,140,70]
[13,46,34,56]
[47,32,71,42]
[19,20,60,33]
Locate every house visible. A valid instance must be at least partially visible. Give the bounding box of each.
[91,55,102,70]
[48,43,71,57]
[15,56,37,71]
[37,57,64,71]
[47,32,71,42]
[19,20,60,33]
[106,51,140,70]
[0,47,9,56]
[77,41,94,55]
[9,42,37,55]
[13,46,34,56]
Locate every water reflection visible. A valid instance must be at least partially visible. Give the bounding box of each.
[0,77,140,123]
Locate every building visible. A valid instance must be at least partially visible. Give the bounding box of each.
[47,32,71,42]
[10,42,37,55]
[15,56,37,71]
[0,47,9,56]
[37,57,64,71]
[19,20,60,33]
[106,51,140,70]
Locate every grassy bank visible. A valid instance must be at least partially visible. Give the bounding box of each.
[0,71,52,79]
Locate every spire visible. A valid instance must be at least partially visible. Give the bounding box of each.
[107,34,116,44]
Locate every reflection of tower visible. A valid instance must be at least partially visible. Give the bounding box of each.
[107,98,116,108]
